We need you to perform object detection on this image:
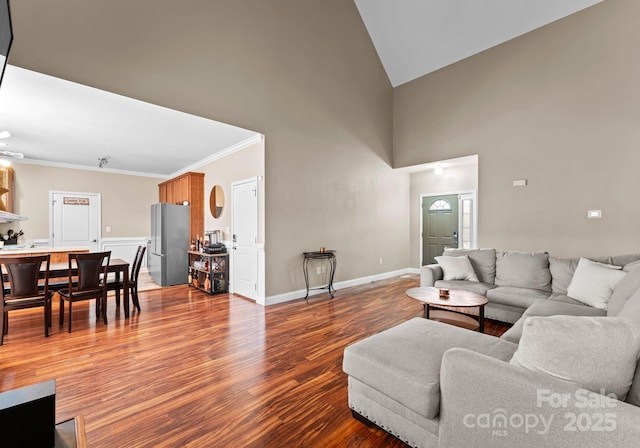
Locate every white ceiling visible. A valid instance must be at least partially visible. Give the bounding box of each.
[0,65,261,178]
[355,0,604,87]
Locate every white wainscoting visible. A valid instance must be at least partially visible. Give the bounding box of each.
[101,237,149,266]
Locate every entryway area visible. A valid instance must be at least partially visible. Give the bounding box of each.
[404,155,479,268]
[421,191,477,265]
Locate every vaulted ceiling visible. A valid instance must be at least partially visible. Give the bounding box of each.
[355,0,604,86]
[0,0,604,175]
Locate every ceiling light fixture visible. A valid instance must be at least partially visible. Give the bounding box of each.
[98,156,109,168]
[0,131,11,139]
[434,165,444,176]
[0,150,24,159]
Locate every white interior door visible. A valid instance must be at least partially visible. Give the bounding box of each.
[50,191,101,251]
[231,178,258,300]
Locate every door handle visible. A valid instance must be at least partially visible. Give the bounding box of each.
[91,239,97,243]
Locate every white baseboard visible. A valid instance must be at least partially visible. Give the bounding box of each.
[265,267,418,306]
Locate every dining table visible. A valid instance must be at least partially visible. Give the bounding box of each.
[45,258,131,318]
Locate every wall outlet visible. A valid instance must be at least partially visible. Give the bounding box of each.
[321,266,326,273]
[316,267,322,274]
[379,258,383,265]
[105,226,111,233]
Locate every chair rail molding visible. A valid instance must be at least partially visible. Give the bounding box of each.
[101,237,149,266]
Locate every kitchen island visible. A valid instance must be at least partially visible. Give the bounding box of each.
[0,246,90,263]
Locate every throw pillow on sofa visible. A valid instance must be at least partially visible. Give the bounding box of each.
[510,315,640,401]
[567,258,626,309]
[442,248,496,283]
[435,255,479,282]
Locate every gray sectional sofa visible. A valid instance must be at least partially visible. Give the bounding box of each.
[420,248,640,324]
[342,249,640,447]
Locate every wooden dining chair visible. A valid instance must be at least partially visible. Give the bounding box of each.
[58,251,111,333]
[0,254,52,345]
[111,245,146,312]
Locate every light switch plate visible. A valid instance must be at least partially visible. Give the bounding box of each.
[587,210,602,219]
[512,179,527,187]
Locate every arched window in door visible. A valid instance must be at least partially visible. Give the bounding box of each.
[429,199,452,211]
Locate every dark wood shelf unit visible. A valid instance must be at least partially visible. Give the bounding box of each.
[188,251,229,295]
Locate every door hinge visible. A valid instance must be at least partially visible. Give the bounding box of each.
[254,283,257,291]
[253,189,257,196]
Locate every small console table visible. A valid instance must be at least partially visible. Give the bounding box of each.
[302,250,337,300]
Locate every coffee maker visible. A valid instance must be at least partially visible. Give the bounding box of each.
[204,230,226,254]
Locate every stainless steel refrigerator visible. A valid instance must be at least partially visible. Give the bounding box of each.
[148,203,189,286]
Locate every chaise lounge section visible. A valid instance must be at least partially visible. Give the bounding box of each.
[343,250,640,447]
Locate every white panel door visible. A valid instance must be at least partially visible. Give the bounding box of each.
[231,178,258,299]
[50,191,100,251]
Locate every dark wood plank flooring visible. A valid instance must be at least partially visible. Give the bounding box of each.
[0,274,510,447]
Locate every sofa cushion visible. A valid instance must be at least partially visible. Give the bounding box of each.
[510,315,640,400]
[618,288,640,322]
[607,260,640,316]
[618,289,640,406]
[433,280,495,296]
[342,318,518,420]
[547,293,590,306]
[435,255,479,282]
[549,256,611,294]
[495,251,551,291]
[611,253,640,267]
[442,248,496,284]
[486,286,550,309]
[567,258,626,310]
[501,299,605,344]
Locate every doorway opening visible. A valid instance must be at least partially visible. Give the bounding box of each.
[420,191,477,265]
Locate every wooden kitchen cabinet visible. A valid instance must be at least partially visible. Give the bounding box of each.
[0,166,14,212]
[158,172,204,241]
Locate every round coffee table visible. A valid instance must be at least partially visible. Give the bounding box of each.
[406,287,488,333]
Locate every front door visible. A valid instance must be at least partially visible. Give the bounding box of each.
[231,178,258,300]
[422,194,458,265]
[50,191,100,251]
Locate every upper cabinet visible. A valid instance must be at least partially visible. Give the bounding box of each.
[158,172,204,241]
[0,166,14,213]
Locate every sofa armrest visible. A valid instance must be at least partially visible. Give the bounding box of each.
[439,348,640,448]
[420,264,442,287]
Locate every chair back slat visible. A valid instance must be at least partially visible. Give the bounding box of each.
[69,252,111,291]
[130,245,146,283]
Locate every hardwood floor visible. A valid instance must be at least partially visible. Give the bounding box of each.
[0,275,510,447]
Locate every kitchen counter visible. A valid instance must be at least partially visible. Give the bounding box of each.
[0,246,91,262]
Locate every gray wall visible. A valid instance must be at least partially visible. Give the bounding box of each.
[394,0,640,257]
[0,163,158,239]
[9,1,409,296]
[202,140,265,244]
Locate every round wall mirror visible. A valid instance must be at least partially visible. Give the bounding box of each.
[209,185,225,218]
